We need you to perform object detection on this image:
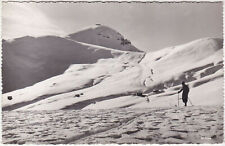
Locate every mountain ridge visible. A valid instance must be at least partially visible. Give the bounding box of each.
[68,25,142,52]
[2,37,223,110]
[3,25,142,93]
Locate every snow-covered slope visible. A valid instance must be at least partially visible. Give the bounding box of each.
[3,51,145,110]
[68,25,141,52]
[140,37,223,90]
[2,38,223,110]
[85,37,224,109]
[3,25,141,93]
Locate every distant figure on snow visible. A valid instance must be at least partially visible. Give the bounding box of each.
[146,97,150,103]
[178,81,189,106]
[151,69,154,75]
[8,96,13,100]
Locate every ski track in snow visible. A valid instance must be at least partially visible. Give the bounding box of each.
[2,106,223,144]
[65,38,126,53]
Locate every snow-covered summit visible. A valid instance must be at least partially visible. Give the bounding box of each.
[142,38,222,63]
[68,24,141,52]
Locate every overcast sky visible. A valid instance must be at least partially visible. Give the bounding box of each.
[2,2,222,52]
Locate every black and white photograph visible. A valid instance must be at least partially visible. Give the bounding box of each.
[1,1,224,144]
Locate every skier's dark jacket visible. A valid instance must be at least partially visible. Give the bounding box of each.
[178,84,189,102]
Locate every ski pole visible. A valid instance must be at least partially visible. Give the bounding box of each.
[188,97,193,106]
[178,93,179,107]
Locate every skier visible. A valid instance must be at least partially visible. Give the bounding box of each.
[146,97,150,103]
[178,81,189,106]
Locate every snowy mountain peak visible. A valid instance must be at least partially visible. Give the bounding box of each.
[68,25,142,52]
[174,37,223,53]
[142,37,223,64]
[73,24,120,36]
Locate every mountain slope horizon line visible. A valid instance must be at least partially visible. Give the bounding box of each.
[2,36,223,111]
[2,25,143,93]
[3,24,142,52]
